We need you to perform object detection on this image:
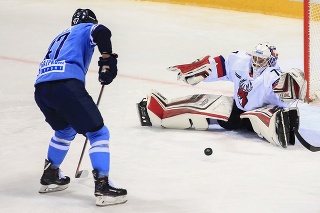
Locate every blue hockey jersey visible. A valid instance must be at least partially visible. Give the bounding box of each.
[35,23,98,85]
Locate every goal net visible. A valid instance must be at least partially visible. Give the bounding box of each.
[304,0,320,101]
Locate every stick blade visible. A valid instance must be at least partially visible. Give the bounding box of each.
[294,128,320,152]
[75,170,89,178]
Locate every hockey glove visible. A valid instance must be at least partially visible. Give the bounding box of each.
[98,54,118,85]
[167,55,212,85]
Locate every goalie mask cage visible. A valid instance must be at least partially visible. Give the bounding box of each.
[304,0,320,101]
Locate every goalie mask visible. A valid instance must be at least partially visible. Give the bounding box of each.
[71,9,98,26]
[251,42,278,79]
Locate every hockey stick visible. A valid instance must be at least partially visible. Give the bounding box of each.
[294,127,320,152]
[75,85,105,178]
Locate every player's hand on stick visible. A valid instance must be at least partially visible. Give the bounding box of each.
[98,53,118,85]
[167,55,211,85]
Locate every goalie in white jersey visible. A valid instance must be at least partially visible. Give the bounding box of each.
[137,42,307,148]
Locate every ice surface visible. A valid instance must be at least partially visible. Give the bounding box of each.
[1,0,320,212]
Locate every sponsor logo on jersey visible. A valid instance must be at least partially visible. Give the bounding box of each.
[37,59,66,77]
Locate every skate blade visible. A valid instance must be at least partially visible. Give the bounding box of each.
[39,184,68,193]
[95,195,127,207]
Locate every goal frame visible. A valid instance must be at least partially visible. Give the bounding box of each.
[304,0,320,102]
[304,0,311,102]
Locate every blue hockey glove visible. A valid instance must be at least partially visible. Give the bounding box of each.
[98,55,118,85]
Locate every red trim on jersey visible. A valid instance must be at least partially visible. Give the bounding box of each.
[272,78,280,89]
[213,56,226,77]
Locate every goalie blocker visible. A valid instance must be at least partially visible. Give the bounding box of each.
[137,90,299,148]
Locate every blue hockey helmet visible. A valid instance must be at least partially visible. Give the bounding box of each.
[71,9,98,26]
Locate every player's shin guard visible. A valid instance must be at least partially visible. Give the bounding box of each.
[87,126,110,177]
[47,126,76,168]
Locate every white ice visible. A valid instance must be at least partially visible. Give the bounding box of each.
[1,0,320,212]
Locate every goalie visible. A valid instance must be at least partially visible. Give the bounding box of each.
[137,42,307,148]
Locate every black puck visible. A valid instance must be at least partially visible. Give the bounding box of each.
[204,147,213,156]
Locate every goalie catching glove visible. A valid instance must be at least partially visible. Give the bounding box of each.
[98,53,118,85]
[167,55,212,85]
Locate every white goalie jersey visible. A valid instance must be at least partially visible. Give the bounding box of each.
[203,51,289,111]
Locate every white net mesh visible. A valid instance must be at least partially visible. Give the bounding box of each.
[307,0,320,100]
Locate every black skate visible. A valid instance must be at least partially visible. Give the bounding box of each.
[39,159,70,193]
[275,109,290,148]
[92,170,127,206]
[136,98,152,126]
[277,107,300,146]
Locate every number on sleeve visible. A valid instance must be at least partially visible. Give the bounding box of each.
[271,69,280,76]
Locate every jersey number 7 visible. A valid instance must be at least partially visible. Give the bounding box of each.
[45,32,70,60]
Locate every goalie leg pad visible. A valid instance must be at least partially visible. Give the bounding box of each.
[137,90,234,130]
[240,106,299,148]
[161,115,210,130]
[240,106,282,147]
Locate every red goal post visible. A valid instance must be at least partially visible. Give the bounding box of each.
[304,0,320,101]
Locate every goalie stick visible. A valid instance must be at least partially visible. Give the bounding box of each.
[294,128,320,152]
[75,85,105,178]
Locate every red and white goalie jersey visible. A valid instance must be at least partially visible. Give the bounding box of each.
[202,51,288,111]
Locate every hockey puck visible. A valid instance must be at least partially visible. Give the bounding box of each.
[204,148,213,156]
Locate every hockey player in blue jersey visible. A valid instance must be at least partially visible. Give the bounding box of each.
[34,8,127,206]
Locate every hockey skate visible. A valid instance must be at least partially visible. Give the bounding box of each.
[137,98,152,126]
[276,108,299,147]
[275,109,291,148]
[39,159,70,193]
[92,170,127,206]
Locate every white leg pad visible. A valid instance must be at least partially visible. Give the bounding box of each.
[146,89,233,130]
[240,106,290,147]
[162,114,209,130]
